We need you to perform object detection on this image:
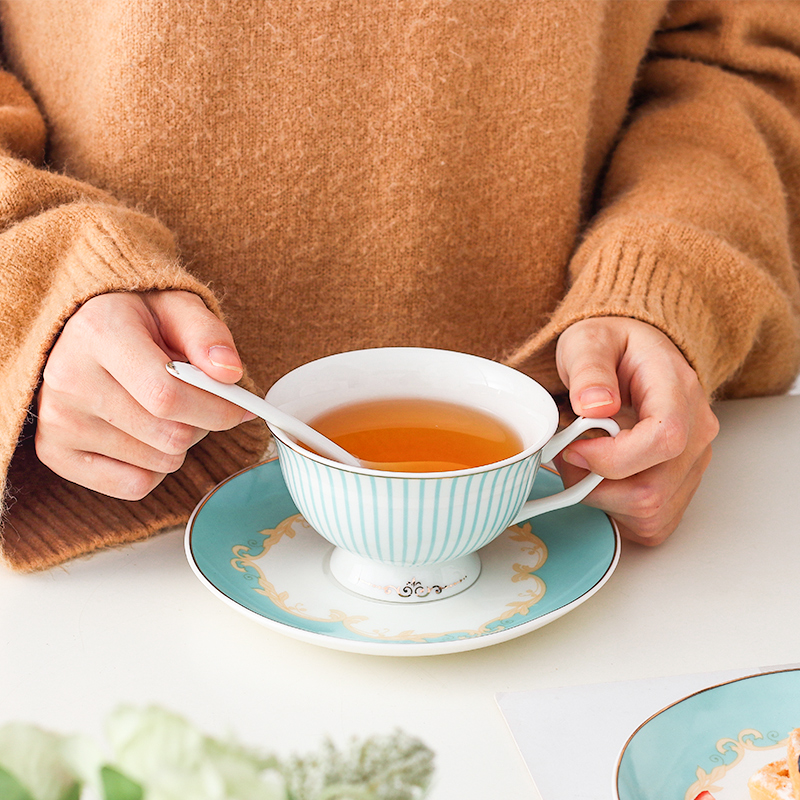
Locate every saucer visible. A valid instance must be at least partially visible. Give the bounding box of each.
[185,459,620,656]
[615,668,800,799]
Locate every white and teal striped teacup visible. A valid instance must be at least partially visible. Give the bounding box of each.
[266,347,619,603]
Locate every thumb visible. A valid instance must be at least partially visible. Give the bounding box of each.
[556,320,623,419]
[147,290,245,385]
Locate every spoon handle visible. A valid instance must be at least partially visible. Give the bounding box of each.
[165,361,362,468]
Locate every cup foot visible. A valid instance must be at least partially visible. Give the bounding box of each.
[328,548,482,603]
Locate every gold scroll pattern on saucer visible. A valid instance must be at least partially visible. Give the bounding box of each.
[229,515,548,643]
[684,729,788,800]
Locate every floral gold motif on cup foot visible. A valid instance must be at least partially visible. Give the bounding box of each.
[355,575,470,599]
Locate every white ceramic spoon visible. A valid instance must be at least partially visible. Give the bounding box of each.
[165,361,363,468]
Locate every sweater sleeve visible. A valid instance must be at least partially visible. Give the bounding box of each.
[0,70,268,572]
[508,0,800,400]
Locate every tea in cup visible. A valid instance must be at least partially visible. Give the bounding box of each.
[306,396,525,472]
[265,347,619,602]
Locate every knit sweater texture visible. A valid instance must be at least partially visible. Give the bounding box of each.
[1,0,799,571]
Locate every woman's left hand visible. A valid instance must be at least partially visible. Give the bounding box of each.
[554,317,720,545]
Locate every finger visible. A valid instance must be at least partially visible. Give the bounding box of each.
[37,441,169,501]
[563,416,687,479]
[41,351,212,456]
[563,396,717,480]
[113,336,249,431]
[609,451,710,546]
[70,297,251,431]
[35,394,172,500]
[146,291,245,384]
[36,391,199,475]
[562,439,708,514]
[556,322,623,418]
[557,443,713,544]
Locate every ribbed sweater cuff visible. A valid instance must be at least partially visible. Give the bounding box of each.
[3,419,269,572]
[508,218,781,398]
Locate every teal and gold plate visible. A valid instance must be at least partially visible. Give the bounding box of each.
[616,668,800,799]
[185,459,620,656]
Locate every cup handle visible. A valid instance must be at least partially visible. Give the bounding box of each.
[509,416,621,525]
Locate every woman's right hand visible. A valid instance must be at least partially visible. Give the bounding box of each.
[35,290,254,499]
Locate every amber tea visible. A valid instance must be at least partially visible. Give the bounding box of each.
[307,397,524,472]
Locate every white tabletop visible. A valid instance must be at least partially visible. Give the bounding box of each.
[1,394,798,798]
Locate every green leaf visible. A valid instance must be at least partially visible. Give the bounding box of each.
[106,706,288,800]
[101,766,144,800]
[0,722,91,800]
[0,766,35,800]
[58,783,81,800]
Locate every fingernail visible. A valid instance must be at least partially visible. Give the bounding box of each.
[241,411,258,422]
[562,449,589,470]
[579,387,614,410]
[208,346,243,373]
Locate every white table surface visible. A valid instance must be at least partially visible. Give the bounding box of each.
[1,395,798,798]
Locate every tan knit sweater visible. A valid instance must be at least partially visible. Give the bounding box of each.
[1,0,799,571]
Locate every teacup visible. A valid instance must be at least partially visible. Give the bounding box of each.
[265,347,619,603]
